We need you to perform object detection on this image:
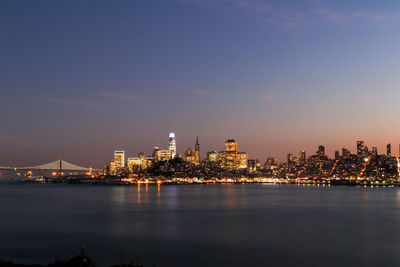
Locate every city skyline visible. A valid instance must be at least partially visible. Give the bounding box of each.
[2,0,400,167]
[109,133,400,167]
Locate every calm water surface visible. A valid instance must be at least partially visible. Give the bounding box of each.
[1,175,400,266]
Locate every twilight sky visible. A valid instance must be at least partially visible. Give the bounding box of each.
[1,0,400,167]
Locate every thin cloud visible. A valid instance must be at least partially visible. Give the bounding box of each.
[0,134,34,149]
[98,91,145,102]
[191,89,215,97]
[179,0,399,26]
[32,93,96,107]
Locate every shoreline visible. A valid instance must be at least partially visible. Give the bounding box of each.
[20,176,400,187]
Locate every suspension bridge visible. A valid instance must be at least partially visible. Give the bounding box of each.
[0,159,95,171]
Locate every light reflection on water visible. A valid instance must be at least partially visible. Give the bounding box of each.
[1,183,400,267]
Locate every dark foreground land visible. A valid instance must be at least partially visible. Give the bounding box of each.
[0,249,144,267]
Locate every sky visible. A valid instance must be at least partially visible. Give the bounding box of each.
[1,0,400,167]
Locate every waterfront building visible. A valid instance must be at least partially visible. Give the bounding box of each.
[194,136,200,165]
[168,133,177,159]
[128,157,141,173]
[114,151,125,169]
[248,159,258,172]
[238,152,248,169]
[207,151,218,162]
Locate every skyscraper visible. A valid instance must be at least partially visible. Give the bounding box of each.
[114,151,125,168]
[357,141,364,156]
[265,157,278,167]
[372,147,378,157]
[287,153,293,165]
[168,132,176,159]
[220,139,238,169]
[207,151,218,162]
[334,150,340,160]
[185,148,195,163]
[299,150,306,163]
[237,152,248,169]
[387,143,391,156]
[317,145,325,157]
[342,148,350,157]
[194,136,200,165]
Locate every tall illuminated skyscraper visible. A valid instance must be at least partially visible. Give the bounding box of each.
[220,139,238,169]
[168,132,176,159]
[114,151,125,169]
[194,136,200,165]
[114,151,125,167]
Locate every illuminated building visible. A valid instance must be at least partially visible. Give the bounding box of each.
[128,154,153,173]
[248,159,258,172]
[266,157,277,167]
[109,160,116,175]
[114,151,125,169]
[138,152,145,160]
[207,151,218,162]
[237,152,248,169]
[225,139,238,152]
[357,141,365,156]
[299,150,306,163]
[128,157,141,173]
[194,136,200,165]
[185,148,195,163]
[220,139,238,169]
[153,146,170,162]
[159,150,171,161]
[168,133,177,159]
[153,146,161,162]
[287,153,293,165]
[387,143,391,156]
[317,145,325,157]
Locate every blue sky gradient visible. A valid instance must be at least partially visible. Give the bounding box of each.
[1,0,400,167]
